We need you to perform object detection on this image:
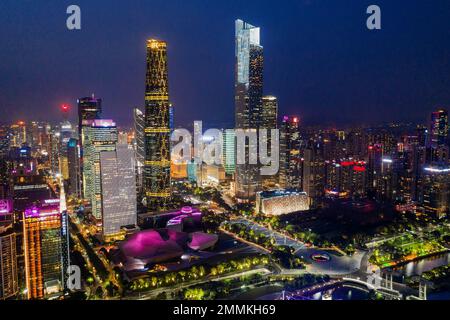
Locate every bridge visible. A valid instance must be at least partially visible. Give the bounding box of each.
[342,270,427,300]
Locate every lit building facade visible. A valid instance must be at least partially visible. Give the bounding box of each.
[325,160,367,198]
[59,121,74,180]
[133,108,145,198]
[77,96,102,144]
[0,216,18,300]
[421,165,450,219]
[235,19,264,201]
[9,121,27,148]
[67,138,81,198]
[144,39,172,210]
[23,202,64,299]
[0,126,10,159]
[280,116,301,189]
[261,96,278,187]
[302,142,326,208]
[83,119,118,220]
[429,109,448,148]
[100,144,137,240]
[222,129,236,175]
[256,189,309,216]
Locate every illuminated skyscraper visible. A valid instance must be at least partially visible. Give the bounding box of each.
[0,206,18,300]
[133,108,145,199]
[421,165,450,219]
[83,120,118,220]
[279,116,301,189]
[10,121,27,148]
[100,144,137,241]
[429,109,448,148]
[302,141,326,208]
[426,109,449,163]
[235,19,264,201]
[78,96,102,198]
[222,130,236,175]
[77,96,102,143]
[23,202,64,299]
[0,126,9,159]
[144,39,172,210]
[49,129,60,175]
[67,138,81,198]
[261,96,278,187]
[59,121,74,180]
[261,96,278,130]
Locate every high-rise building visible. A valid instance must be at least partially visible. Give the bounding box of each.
[0,127,10,198]
[261,96,278,187]
[100,144,137,241]
[0,228,18,300]
[133,108,145,199]
[77,96,102,197]
[325,160,367,198]
[23,202,64,299]
[279,116,301,189]
[77,96,102,143]
[429,109,448,148]
[9,121,26,148]
[0,126,10,159]
[222,130,236,175]
[235,19,264,201]
[83,120,118,220]
[144,39,172,210]
[261,96,278,130]
[302,141,325,208]
[59,121,74,180]
[187,159,198,184]
[421,165,450,219]
[0,205,18,300]
[67,138,81,198]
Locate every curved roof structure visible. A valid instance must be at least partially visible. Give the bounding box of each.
[117,228,218,271]
[188,232,219,251]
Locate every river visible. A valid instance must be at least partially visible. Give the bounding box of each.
[391,252,450,277]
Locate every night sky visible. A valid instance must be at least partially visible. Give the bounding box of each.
[1,0,450,128]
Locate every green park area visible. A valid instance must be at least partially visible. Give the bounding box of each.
[128,255,270,292]
[369,233,448,267]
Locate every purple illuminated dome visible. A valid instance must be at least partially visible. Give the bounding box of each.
[117,228,218,272]
[166,206,202,231]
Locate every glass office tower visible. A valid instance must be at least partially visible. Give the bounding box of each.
[234,19,264,202]
[83,120,118,221]
[100,144,137,240]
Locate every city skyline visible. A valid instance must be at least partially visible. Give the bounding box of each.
[1,1,450,305]
[2,0,450,127]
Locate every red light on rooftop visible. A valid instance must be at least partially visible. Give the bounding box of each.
[353,166,366,172]
[61,104,70,112]
[293,117,299,123]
